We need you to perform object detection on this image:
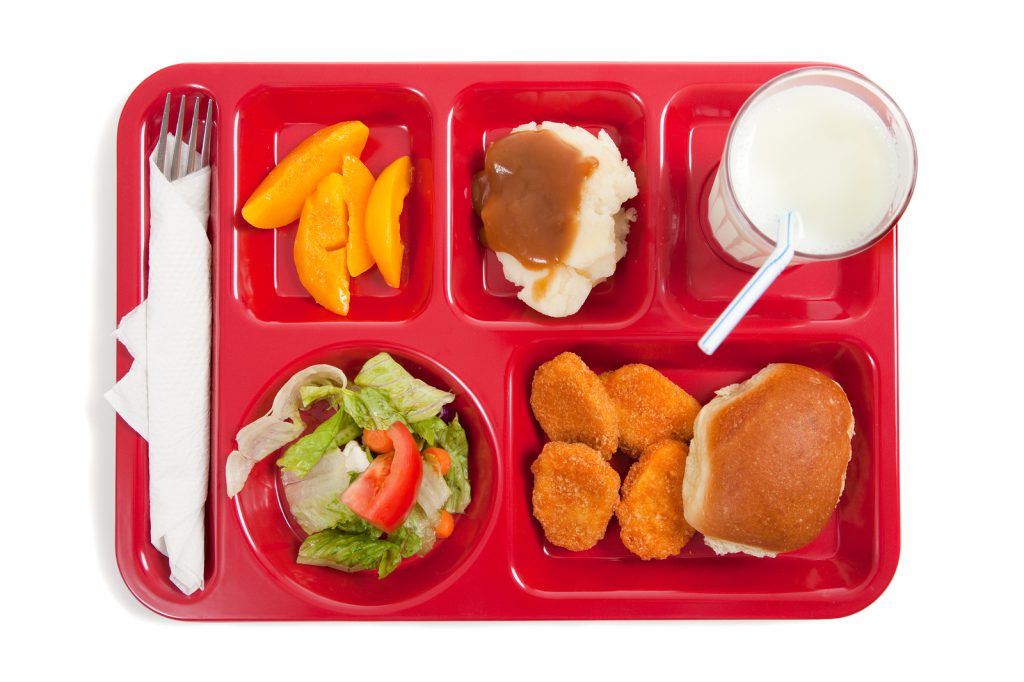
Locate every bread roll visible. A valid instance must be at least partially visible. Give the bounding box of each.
[682,363,854,557]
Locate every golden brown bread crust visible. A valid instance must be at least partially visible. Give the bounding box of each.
[600,364,702,458]
[684,363,854,555]
[617,439,696,560]
[530,352,619,458]
[531,441,621,551]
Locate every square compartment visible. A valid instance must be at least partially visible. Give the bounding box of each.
[661,84,883,322]
[233,86,433,322]
[449,84,652,327]
[507,337,889,602]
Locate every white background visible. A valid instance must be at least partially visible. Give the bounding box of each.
[3,0,1020,679]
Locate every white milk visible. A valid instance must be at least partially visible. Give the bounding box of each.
[727,84,899,255]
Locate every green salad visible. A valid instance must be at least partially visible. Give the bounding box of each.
[226,352,471,578]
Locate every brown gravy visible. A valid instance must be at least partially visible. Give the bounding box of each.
[473,129,598,271]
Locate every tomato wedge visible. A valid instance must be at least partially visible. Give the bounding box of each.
[341,422,422,533]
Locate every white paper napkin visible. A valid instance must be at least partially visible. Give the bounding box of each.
[106,136,211,595]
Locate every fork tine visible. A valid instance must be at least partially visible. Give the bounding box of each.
[186,96,202,174]
[169,94,186,181]
[155,93,171,176]
[200,98,214,169]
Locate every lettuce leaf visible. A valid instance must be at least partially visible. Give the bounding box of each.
[276,409,358,477]
[410,416,446,448]
[400,505,437,555]
[332,499,382,537]
[341,387,408,431]
[225,364,347,497]
[416,460,450,523]
[354,352,455,422]
[297,529,403,578]
[335,418,362,447]
[299,384,346,409]
[297,506,431,579]
[282,442,370,534]
[438,415,471,513]
[387,519,424,558]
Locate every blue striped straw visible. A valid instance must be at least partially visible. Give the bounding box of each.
[699,212,798,355]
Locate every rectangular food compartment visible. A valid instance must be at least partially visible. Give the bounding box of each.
[114,87,223,613]
[661,82,883,322]
[507,336,887,604]
[233,86,434,322]
[116,63,898,620]
[448,84,653,327]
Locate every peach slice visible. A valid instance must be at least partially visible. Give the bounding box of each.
[242,121,369,229]
[342,155,376,277]
[293,173,350,316]
[365,156,412,288]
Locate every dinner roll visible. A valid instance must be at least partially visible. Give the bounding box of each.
[682,363,854,557]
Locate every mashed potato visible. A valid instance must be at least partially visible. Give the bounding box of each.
[489,122,638,318]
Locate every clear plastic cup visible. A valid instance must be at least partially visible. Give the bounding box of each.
[706,67,917,268]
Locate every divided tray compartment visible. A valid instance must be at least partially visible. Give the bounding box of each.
[507,336,882,600]
[449,83,653,328]
[232,345,501,612]
[661,82,882,323]
[115,63,899,620]
[234,85,435,323]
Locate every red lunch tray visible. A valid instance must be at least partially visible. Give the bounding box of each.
[114,62,900,620]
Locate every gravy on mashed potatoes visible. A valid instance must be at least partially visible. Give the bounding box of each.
[473,122,637,317]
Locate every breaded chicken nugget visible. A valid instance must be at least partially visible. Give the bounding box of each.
[530,352,619,458]
[601,364,701,458]
[617,439,695,559]
[531,441,621,551]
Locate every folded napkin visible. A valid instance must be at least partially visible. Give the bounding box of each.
[106,136,211,595]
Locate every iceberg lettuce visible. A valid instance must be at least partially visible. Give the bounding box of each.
[341,386,408,431]
[438,416,471,513]
[299,384,345,409]
[225,364,348,497]
[410,416,446,448]
[282,441,371,534]
[276,409,360,477]
[354,352,454,422]
[392,506,432,556]
[416,461,451,524]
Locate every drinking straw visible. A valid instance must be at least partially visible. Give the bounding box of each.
[698,212,797,355]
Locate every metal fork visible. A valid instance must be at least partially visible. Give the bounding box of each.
[154,93,214,181]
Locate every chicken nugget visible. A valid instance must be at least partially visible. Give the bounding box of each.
[531,441,621,551]
[530,352,619,458]
[617,439,695,559]
[601,364,701,458]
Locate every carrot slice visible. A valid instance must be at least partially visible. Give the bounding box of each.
[435,510,455,539]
